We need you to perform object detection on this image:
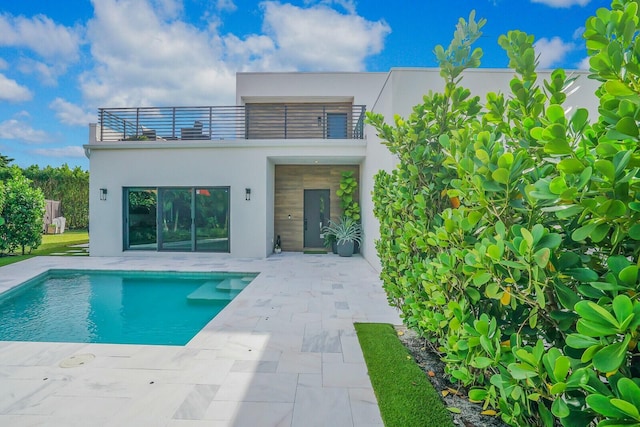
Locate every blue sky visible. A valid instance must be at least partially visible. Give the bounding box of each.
[0,0,609,169]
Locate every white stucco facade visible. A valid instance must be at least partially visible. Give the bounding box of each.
[85,68,600,271]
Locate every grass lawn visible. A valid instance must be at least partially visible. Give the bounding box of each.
[0,229,89,267]
[355,322,455,427]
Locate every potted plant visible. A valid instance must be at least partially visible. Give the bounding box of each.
[323,231,337,254]
[323,216,362,257]
[337,170,362,253]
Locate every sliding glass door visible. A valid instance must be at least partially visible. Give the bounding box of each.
[125,187,229,252]
[159,188,192,251]
[195,188,230,252]
[126,188,158,250]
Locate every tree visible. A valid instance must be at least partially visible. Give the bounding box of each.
[23,164,89,229]
[2,172,45,255]
[0,153,12,169]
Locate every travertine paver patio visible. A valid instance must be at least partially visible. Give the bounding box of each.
[0,253,401,426]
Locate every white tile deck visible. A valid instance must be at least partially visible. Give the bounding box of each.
[0,253,401,426]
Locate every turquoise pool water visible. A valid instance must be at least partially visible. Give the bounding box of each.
[0,270,257,346]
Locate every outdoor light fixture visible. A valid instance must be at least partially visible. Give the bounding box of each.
[99,188,108,201]
[245,188,251,201]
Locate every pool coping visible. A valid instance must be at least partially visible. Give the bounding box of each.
[0,254,401,426]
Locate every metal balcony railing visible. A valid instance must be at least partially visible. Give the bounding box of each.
[97,104,366,142]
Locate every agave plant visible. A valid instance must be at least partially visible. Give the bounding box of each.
[323,215,362,245]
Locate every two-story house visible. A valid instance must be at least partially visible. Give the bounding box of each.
[84,68,600,270]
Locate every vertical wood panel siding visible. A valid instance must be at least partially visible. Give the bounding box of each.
[274,165,359,251]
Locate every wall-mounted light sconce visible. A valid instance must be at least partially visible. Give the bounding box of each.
[99,188,108,201]
[245,188,251,201]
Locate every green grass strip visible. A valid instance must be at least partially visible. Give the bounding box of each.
[355,323,455,427]
[0,230,89,267]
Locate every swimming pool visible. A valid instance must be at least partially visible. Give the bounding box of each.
[0,269,257,345]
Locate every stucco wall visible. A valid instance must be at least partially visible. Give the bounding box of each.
[87,140,366,258]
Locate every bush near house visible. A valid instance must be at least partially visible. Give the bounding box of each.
[0,171,45,255]
[368,3,640,426]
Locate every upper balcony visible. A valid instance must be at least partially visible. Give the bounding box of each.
[96,103,366,142]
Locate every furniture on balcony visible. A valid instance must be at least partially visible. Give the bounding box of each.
[181,121,206,140]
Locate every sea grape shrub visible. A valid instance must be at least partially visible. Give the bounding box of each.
[368,2,640,426]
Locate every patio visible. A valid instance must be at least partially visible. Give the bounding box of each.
[0,253,400,426]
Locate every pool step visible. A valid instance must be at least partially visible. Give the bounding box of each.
[215,278,248,291]
[187,281,231,303]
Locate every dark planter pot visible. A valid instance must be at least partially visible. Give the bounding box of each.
[353,240,360,254]
[331,241,338,254]
[337,241,354,257]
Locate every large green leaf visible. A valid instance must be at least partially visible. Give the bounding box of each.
[492,168,510,184]
[508,362,538,379]
[610,398,640,420]
[566,334,599,349]
[619,265,638,286]
[552,398,570,418]
[575,300,619,328]
[592,336,631,373]
[605,80,636,96]
[608,255,631,274]
[617,378,640,410]
[554,281,579,310]
[546,104,566,123]
[595,159,616,181]
[628,224,640,240]
[544,139,572,155]
[576,319,617,337]
[533,247,550,268]
[557,158,585,174]
[586,394,629,418]
[615,116,640,138]
[572,223,597,242]
[612,294,634,323]
[566,268,599,282]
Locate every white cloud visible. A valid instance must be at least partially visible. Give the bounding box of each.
[82,0,235,106]
[531,0,591,7]
[534,37,575,68]
[17,58,66,86]
[80,0,390,108]
[0,119,48,143]
[577,56,590,70]
[50,98,96,126]
[0,13,82,61]
[259,1,391,71]
[151,0,183,20]
[217,0,237,12]
[30,145,86,158]
[573,26,585,40]
[0,73,33,102]
[304,0,356,14]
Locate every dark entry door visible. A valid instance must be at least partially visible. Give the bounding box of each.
[304,189,330,248]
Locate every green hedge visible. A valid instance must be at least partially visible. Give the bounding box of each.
[368,3,640,426]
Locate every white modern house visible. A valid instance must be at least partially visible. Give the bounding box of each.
[84,68,600,271]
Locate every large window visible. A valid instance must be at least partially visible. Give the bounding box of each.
[125,187,229,252]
